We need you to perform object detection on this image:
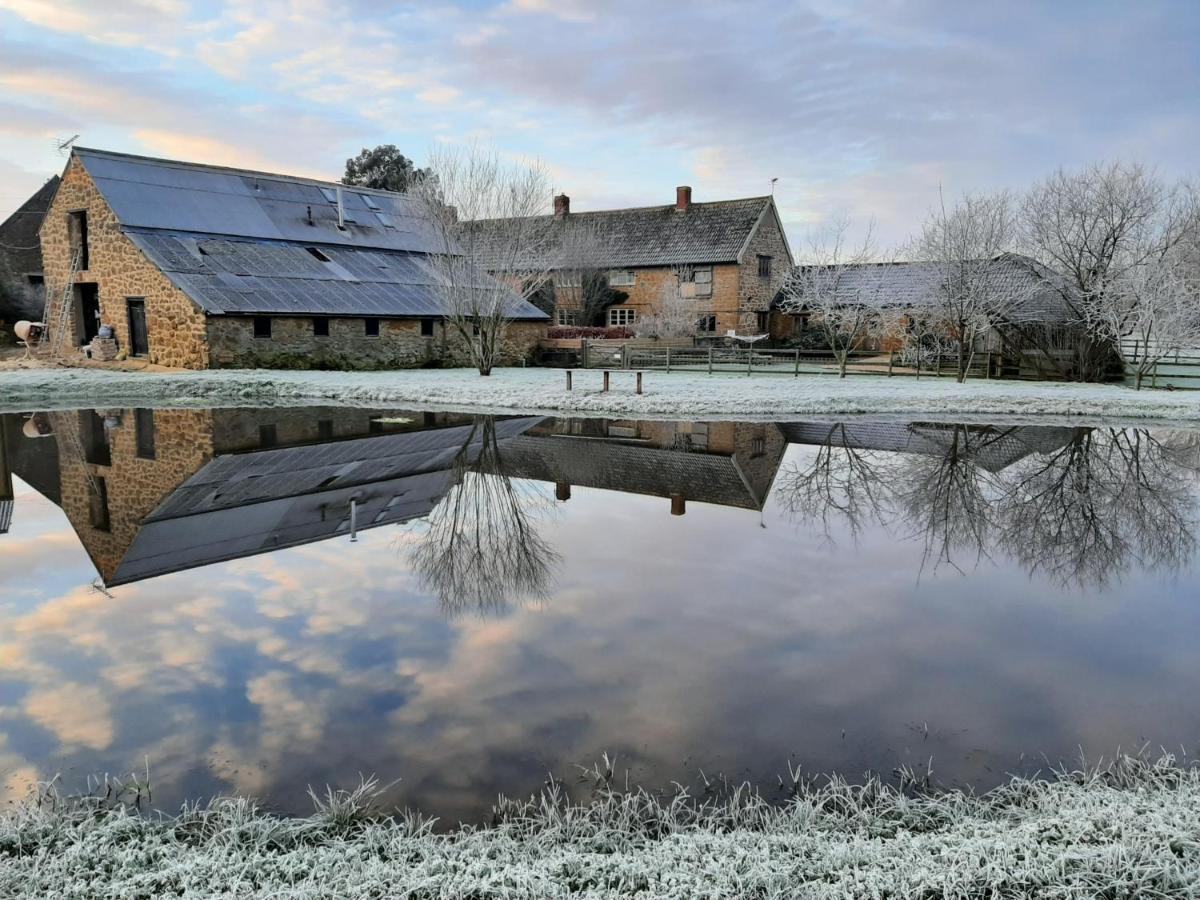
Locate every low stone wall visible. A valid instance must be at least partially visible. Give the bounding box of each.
[206,316,545,370]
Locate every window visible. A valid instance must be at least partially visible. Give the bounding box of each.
[89,478,111,532]
[608,307,636,327]
[135,408,156,460]
[420,319,435,337]
[693,266,713,298]
[751,437,766,458]
[313,317,330,337]
[609,270,636,287]
[555,308,579,326]
[80,411,110,467]
[319,187,356,223]
[697,314,717,333]
[27,274,43,287]
[365,317,380,337]
[375,213,397,229]
[306,247,332,262]
[259,424,277,448]
[253,316,272,339]
[757,255,773,278]
[67,210,89,269]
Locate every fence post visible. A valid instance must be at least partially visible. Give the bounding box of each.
[666,346,672,373]
[708,346,714,375]
[622,343,630,370]
[794,348,800,377]
[636,371,643,395]
[603,370,610,392]
[582,339,589,369]
[565,370,572,391]
[747,346,753,376]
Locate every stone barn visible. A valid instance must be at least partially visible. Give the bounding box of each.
[39,147,548,369]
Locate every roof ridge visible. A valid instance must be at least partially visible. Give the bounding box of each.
[72,146,403,198]
[468,195,772,225]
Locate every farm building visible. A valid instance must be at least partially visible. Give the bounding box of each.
[770,254,1087,378]
[0,175,59,328]
[466,187,794,336]
[38,148,547,369]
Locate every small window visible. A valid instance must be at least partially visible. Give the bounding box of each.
[253,316,272,338]
[365,317,380,337]
[697,315,717,333]
[609,270,636,287]
[318,419,334,440]
[313,317,330,337]
[757,255,772,278]
[27,274,44,286]
[420,319,434,337]
[306,247,332,262]
[319,187,338,203]
[135,408,156,460]
[67,210,89,269]
[751,437,766,458]
[259,424,277,447]
[89,477,111,532]
[694,266,713,297]
[608,307,636,327]
[555,308,579,326]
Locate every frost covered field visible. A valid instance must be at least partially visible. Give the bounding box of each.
[4,756,1199,898]
[3,366,1200,420]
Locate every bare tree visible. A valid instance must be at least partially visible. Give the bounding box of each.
[634,265,702,339]
[1086,250,1200,389]
[409,417,559,616]
[909,191,1021,382]
[774,423,892,541]
[414,144,558,376]
[779,220,897,377]
[1021,162,1199,381]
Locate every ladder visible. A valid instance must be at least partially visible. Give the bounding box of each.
[43,249,81,359]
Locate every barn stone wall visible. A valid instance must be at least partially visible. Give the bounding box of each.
[40,157,209,368]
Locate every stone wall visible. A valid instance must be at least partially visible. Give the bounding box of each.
[50,408,215,584]
[735,203,793,334]
[40,157,209,368]
[207,316,544,369]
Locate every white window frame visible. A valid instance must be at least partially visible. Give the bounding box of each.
[555,308,579,326]
[608,307,637,327]
[609,269,636,287]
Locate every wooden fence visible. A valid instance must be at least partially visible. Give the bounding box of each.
[1119,340,1200,388]
[614,346,1001,379]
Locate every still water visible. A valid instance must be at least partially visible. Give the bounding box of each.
[0,406,1198,822]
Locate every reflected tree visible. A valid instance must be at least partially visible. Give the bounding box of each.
[409,417,559,616]
[995,428,1199,588]
[774,424,892,541]
[892,425,1005,574]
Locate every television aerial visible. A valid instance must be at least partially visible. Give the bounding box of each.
[54,135,80,155]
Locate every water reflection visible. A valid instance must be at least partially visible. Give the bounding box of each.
[777,422,1200,587]
[2,406,1200,821]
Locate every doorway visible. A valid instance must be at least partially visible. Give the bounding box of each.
[76,283,100,345]
[127,299,149,357]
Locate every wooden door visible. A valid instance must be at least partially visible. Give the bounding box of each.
[127,299,149,356]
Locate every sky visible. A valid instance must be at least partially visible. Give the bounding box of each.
[0,0,1197,249]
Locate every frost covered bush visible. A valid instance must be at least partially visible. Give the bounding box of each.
[4,753,1200,898]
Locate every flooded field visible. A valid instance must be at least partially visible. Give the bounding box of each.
[1,406,1198,823]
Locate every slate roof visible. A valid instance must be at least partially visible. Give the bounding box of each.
[502,434,768,509]
[109,418,543,585]
[71,148,546,320]
[463,197,775,270]
[779,421,1079,474]
[0,176,59,278]
[773,254,1080,325]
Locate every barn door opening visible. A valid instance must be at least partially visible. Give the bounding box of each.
[77,283,100,345]
[127,299,149,357]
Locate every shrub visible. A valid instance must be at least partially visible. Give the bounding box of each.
[547,326,635,340]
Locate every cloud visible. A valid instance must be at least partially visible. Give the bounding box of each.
[23,683,114,751]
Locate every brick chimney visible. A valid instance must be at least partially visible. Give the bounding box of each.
[554,193,570,217]
[675,185,692,212]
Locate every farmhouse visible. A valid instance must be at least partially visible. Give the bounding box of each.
[38,148,547,369]
[469,187,794,336]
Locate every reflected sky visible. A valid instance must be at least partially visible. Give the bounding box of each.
[1,409,1199,823]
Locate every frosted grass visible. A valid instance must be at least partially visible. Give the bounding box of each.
[3,754,1199,898]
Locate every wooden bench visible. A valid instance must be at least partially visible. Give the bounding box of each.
[564,369,644,394]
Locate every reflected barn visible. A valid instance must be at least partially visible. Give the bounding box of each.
[3,407,1200,823]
